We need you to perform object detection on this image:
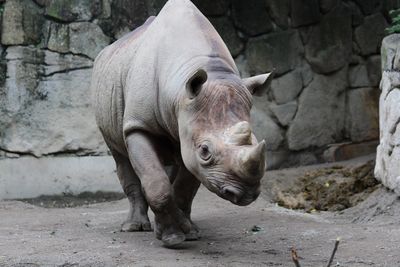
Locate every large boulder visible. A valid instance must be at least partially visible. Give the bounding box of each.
[354,13,388,56]
[288,68,347,150]
[270,70,303,104]
[246,30,303,76]
[1,0,44,45]
[305,3,352,74]
[231,0,273,36]
[266,0,290,29]
[291,0,321,27]
[44,0,102,22]
[0,46,106,157]
[375,34,400,194]
[345,87,379,142]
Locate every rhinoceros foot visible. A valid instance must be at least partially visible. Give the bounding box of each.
[155,209,191,248]
[121,219,152,232]
[185,220,200,241]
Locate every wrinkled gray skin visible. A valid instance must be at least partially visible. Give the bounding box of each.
[91,0,273,248]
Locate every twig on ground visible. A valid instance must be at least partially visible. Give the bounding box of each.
[291,247,301,267]
[326,237,341,267]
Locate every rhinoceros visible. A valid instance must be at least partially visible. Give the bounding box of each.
[91,0,273,247]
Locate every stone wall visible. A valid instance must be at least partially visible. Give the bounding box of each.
[0,0,398,198]
[375,34,400,195]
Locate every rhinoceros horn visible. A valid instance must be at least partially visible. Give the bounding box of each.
[236,140,266,180]
[227,121,252,146]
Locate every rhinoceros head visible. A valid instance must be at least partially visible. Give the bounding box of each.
[178,69,274,206]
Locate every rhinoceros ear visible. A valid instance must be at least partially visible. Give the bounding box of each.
[186,69,208,99]
[242,71,275,97]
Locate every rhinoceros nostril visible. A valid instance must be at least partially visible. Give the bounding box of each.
[221,186,243,204]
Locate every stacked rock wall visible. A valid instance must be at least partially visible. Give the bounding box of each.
[0,0,398,198]
[375,34,400,194]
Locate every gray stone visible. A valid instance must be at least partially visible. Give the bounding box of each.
[246,30,303,76]
[288,68,347,150]
[271,70,303,104]
[69,22,110,59]
[1,0,44,45]
[367,55,382,86]
[251,98,284,151]
[319,0,338,13]
[291,0,321,27]
[266,0,290,29]
[344,1,364,26]
[47,23,69,54]
[355,13,388,56]
[192,0,230,16]
[232,0,273,36]
[305,4,352,74]
[348,64,373,88]
[353,0,382,15]
[345,88,379,142]
[381,34,400,71]
[234,55,250,78]
[300,61,314,87]
[146,0,168,16]
[270,101,297,126]
[0,46,106,157]
[210,17,243,57]
[45,0,102,22]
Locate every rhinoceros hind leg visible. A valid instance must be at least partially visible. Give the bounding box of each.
[112,151,152,232]
[173,165,201,241]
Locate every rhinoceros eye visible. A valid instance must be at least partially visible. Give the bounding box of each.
[198,143,212,162]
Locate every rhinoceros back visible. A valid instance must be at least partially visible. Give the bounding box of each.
[91,17,155,155]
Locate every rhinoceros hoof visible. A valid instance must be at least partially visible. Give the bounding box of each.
[185,223,200,241]
[161,232,186,248]
[121,220,152,232]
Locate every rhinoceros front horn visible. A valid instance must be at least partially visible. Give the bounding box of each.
[236,140,266,180]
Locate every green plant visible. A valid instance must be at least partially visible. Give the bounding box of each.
[386,9,400,34]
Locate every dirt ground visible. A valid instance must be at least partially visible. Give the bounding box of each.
[1,155,400,267]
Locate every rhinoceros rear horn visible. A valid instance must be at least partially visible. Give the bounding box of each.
[242,71,274,97]
[228,121,252,146]
[186,69,208,99]
[237,140,266,180]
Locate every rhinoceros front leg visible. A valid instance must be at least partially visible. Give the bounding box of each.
[125,132,191,247]
[111,151,151,232]
[173,165,201,241]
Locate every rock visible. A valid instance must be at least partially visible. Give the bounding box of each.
[319,0,338,13]
[353,0,382,15]
[345,88,379,142]
[355,13,388,56]
[291,0,321,27]
[45,0,102,22]
[381,34,400,71]
[232,0,273,36]
[343,1,364,26]
[288,68,347,150]
[266,0,290,29]
[251,98,284,151]
[1,0,44,45]
[305,4,352,74]
[0,46,106,157]
[234,55,250,78]
[146,0,168,16]
[210,17,243,57]
[348,64,373,88]
[300,61,314,87]
[246,30,303,76]
[69,22,110,59]
[367,55,382,86]
[323,141,379,162]
[375,36,400,194]
[270,101,297,126]
[109,0,148,39]
[270,70,303,104]
[47,23,69,54]
[192,0,230,16]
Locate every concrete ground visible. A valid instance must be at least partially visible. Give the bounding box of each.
[1,182,400,267]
